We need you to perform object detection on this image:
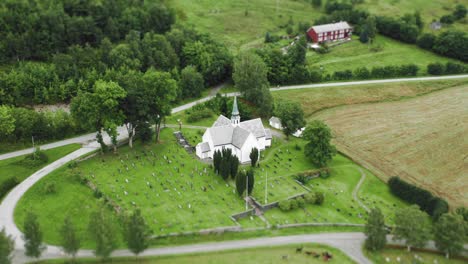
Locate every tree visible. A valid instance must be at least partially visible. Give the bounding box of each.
[364,208,387,251]
[180,66,204,98]
[434,213,466,258]
[440,15,455,24]
[302,120,337,167]
[59,216,81,260]
[312,0,322,8]
[232,52,273,116]
[235,170,246,196]
[124,209,152,256]
[393,205,431,251]
[249,148,259,167]
[247,169,255,195]
[71,80,127,152]
[141,70,178,142]
[453,4,467,20]
[23,212,45,259]
[88,209,118,260]
[0,106,15,138]
[288,37,307,65]
[417,33,436,50]
[0,228,14,264]
[427,63,445,75]
[230,155,239,179]
[274,100,306,138]
[213,150,222,174]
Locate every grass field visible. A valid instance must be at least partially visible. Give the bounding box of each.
[314,85,468,207]
[306,35,463,74]
[272,79,468,119]
[168,0,321,50]
[357,0,468,33]
[0,144,81,191]
[38,244,355,264]
[365,247,468,264]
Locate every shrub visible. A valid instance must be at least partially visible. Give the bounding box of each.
[314,192,324,205]
[440,14,455,24]
[0,177,20,199]
[18,148,49,168]
[388,177,448,219]
[319,169,330,179]
[303,193,316,204]
[417,33,436,50]
[43,182,56,194]
[279,200,291,211]
[294,144,301,151]
[445,62,465,74]
[93,188,103,199]
[187,107,213,123]
[296,197,306,208]
[290,199,298,210]
[427,63,445,75]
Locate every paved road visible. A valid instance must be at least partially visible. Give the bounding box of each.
[2,74,467,161]
[13,233,370,264]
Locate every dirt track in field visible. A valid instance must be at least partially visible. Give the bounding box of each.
[314,85,468,207]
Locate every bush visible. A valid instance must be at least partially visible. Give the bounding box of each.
[303,193,316,204]
[18,148,49,168]
[445,62,465,74]
[427,63,445,75]
[296,197,306,208]
[279,200,291,211]
[319,169,330,179]
[290,199,298,210]
[388,176,448,220]
[314,192,324,205]
[440,15,455,24]
[0,177,20,199]
[417,33,436,50]
[187,107,213,123]
[43,182,56,194]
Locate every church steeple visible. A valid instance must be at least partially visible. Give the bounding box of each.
[231,96,240,126]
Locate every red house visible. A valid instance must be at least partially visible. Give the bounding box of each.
[307,21,352,43]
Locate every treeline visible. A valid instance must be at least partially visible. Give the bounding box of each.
[0,106,88,143]
[0,0,175,61]
[388,177,448,220]
[0,26,232,106]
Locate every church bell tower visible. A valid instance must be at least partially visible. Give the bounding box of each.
[231,96,240,126]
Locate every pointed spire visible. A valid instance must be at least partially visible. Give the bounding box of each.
[232,96,239,116]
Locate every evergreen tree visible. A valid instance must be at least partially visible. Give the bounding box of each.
[124,209,152,256]
[230,155,239,179]
[88,209,118,259]
[364,208,387,251]
[247,169,255,195]
[434,213,466,258]
[0,228,14,264]
[393,205,431,251]
[235,170,247,196]
[23,212,45,259]
[249,148,259,167]
[60,216,81,260]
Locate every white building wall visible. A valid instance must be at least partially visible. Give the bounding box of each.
[257,137,266,150]
[240,134,260,163]
[265,139,271,147]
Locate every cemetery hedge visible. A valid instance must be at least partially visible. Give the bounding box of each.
[388,177,448,220]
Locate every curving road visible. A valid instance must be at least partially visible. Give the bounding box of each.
[2,74,468,263]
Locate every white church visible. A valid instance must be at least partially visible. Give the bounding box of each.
[195,97,272,163]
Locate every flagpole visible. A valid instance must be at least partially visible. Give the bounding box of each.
[245,171,248,211]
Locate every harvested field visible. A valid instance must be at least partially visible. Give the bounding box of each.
[314,85,468,207]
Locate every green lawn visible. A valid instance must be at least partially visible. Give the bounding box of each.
[365,247,468,264]
[168,0,322,51]
[307,35,463,75]
[37,244,356,264]
[0,144,82,190]
[15,128,406,248]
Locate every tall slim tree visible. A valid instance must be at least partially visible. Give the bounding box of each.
[364,208,387,251]
[393,205,431,251]
[274,100,306,138]
[59,216,81,260]
[230,155,239,179]
[232,52,273,116]
[0,228,14,264]
[23,212,45,259]
[249,148,259,167]
[88,209,118,260]
[434,213,466,258]
[247,169,255,195]
[302,120,336,167]
[235,170,247,196]
[124,209,152,257]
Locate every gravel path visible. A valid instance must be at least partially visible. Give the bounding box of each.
[353,168,370,212]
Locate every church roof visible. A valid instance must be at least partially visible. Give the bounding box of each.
[213,115,231,127]
[232,126,251,149]
[208,126,234,146]
[265,129,272,140]
[239,118,266,138]
[199,142,211,153]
